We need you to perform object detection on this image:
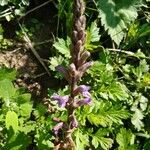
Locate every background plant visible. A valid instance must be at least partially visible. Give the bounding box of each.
[0,0,149,149]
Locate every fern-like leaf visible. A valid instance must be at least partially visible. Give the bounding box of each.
[87,101,129,127]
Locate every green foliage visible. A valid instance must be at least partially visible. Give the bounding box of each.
[0,0,149,149]
[85,21,101,50]
[88,61,129,101]
[74,129,89,150]
[0,0,29,20]
[0,68,33,148]
[90,129,113,150]
[0,79,16,101]
[5,111,19,133]
[116,128,137,150]
[87,101,129,127]
[96,0,141,45]
[53,37,71,58]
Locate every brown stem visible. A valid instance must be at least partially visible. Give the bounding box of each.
[53,0,86,149]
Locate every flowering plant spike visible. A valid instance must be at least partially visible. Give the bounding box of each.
[51,0,93,149]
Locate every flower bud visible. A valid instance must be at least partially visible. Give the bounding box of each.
[79,61,93,74]
[69,63,76,77]
[79,51,90,65]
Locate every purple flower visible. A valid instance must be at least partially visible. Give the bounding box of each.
[53,122,64,135]
[77,97,91,106]
[82,91,91,98]
[73,85,90,96]
[51,94,69,108]
[73,85,92,107]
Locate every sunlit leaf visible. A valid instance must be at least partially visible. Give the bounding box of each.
[116,128,137,150]
[85,21,101,50]
[97,0,140,45]
[53,37,71,58]
[5,111,18,133]
[0,79,16,101]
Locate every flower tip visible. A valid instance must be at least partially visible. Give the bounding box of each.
[53,122,64,136]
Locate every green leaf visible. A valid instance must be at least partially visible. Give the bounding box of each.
[107,82,129,101]
[91,129,113,150]
[53,37,71,58]
[33,103,47,119]
[20,103,32,118]
[74,129,89,150]
[132,59,149,81]
[87,101,129,127]
[3,131,30,150]
[131,109,144,131]
[16,93,31,104]
[116,128,137,150]
[97,0,139,45]
[0,68,16,81]
[19,121,36,134]
[0,79,16,101]
[49,55,65,71]
[143,73,150,84]
[5,111,18,133]
[85,21,101,50]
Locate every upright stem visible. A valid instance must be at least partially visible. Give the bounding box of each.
[53,0,86,149]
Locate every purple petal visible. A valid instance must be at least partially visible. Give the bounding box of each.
[82,91,91,98]
[51,94,69,108]
[73,85,90,96]
[77,97,92,106]
[53,122,63,135]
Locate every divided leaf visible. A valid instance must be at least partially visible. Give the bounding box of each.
[91,129,113,150]
[87,101,129,127]
[85,21,101,50]
[74,129,89,150]
[53,37,71,58]
[116,128,137,150]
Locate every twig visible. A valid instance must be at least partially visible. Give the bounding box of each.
[107,48,150,60]
[35,39,53,46]
[18,22,51,77]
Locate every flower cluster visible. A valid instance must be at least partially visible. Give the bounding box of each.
[51,85,92,109]
[50,0,93,149]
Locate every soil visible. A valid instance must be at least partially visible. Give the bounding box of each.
[0,1,59,101]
